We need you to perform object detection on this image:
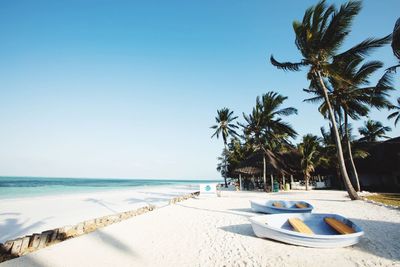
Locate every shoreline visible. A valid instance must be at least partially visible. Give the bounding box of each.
[0,185,200,243]
[0,177,218,200]
[0,183,200,201]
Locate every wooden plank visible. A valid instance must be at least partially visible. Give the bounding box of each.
[324,217,355,234]
[272,202,283,208]
[49,229,59,243]
[38,231,52,248]
[10,239,22,255]
[19,237,30,255]
[2,241,13,253]
[295,203,308,209]
[288,218,314,234]
[29,234,41,249]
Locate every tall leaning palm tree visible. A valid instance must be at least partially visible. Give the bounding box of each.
[241,92,297,192]
[298,134,323,191]
[211,108,239,187]
[358,119,392,142]
[388,98,400,126]
[304,59,393,192]
[270,0,389,200]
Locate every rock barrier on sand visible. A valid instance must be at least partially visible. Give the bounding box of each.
[0,191,200,263]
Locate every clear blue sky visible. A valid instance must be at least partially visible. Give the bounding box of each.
[0,0,398,179]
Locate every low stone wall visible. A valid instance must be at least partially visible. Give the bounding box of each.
[0,191,200,263]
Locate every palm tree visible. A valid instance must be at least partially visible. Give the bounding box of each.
[358,119,392,142]
[388,18,400,72]
[270,0,389,200]
[304,59,393,192]
[216,150,229,180]
[388,98,400,126]
[298,134,323,191]
[241,92,297,192]
[211,108,239,187]
[211,108,239,145]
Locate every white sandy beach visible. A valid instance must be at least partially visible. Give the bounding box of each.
[1,190,399,267]
[0,185,197,243]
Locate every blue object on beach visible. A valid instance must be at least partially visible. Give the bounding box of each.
[249,213,364,248]
[250,200,313,214]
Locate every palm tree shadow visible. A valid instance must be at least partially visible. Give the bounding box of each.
[219,223,257,238]
[306,198,349,202]
[85,198,118,213]
[124,198,147,204]
[228,208,256,213]
[94,229,138,258]
[0,216,52,242]
[125,197,169,205]
[177,204,253,218]
[0,212,20,216]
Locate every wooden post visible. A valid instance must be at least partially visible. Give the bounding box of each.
[239,174,242,191]
[270,174,274,192]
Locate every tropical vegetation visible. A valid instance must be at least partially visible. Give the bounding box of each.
[210,1,399,200]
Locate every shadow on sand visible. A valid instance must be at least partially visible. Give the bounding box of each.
[0,216,52,243]
[85,198,118,213]
[177,204,256,218]
[219,223,257,238]
[95,229,138,258]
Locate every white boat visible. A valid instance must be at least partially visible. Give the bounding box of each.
[250,200,313,214]
[249,213,364,248]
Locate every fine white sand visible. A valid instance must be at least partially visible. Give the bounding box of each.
[2,190,400,267]
[0,185,197,243]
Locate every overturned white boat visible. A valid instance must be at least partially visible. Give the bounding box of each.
[249,213,364,248]
[250,200,313,214]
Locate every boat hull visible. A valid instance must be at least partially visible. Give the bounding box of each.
[250,200,313,214]
[249,213,364,248]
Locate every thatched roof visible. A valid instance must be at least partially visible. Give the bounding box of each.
[234,166,262,175]
[233,149,302,176]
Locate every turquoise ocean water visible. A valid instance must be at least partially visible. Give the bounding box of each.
[0,176,220,199]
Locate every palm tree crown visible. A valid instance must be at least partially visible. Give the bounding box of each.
[298,134,323,191]
[241,92,297,149]
[210,108,239,145]
[392,18,400,60]
[358,119,392,142]
[388,17,400,72]
[270,0,389,80]
[388,98,400,126]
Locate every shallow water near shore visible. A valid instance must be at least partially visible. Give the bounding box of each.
[0,176,219,199]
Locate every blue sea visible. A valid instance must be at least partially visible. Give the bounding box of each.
[0,176,221,199]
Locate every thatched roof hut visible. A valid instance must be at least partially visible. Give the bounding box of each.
[233,149,302,177]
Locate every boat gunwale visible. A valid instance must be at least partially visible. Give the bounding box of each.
[249,213,364,240]
[250,200,314,212]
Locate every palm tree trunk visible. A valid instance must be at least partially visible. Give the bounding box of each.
[316,72,360,200]
[335,164,342,189]
[270,174,274,192]
[223,145,228,188]
[263,155,267,192]
[305,174,309,191]
[344,112,361,192]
